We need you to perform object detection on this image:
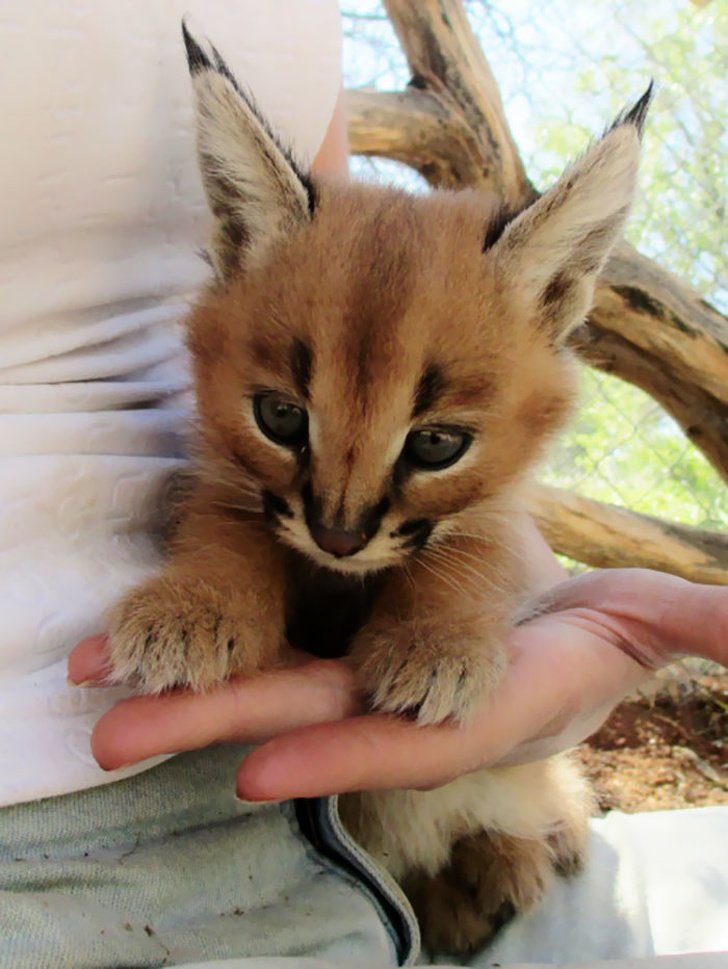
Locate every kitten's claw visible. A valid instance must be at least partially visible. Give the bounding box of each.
[352,622,507,726]
[107,576,270,693]
[371,656,481,725]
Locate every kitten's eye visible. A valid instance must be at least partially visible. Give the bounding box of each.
[404,427,470,470]
[254,394,308,447]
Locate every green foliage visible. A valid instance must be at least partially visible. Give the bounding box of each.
[542,368,728,529]
[529,0,727,306]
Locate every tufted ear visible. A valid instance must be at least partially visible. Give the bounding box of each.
[487,84,653,342]
[182,22,316,282]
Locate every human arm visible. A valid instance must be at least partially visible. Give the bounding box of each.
[312,88,349,177]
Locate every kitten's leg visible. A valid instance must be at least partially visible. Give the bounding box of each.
[404,828,553,955]
[349,525,522,724]
[340,756,592,956]
[108,486,287,693]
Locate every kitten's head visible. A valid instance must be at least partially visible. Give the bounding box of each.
[182,25,651,575]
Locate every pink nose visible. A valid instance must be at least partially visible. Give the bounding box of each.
[309,524,365,558]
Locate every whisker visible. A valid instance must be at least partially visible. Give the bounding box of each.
[402,562,416,594]
[418,551,491,603]
[422,546,508,600]
[416,555,468,599]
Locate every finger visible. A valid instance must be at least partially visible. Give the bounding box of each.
[236,617,648,800]
[67,635,112,685]
[539,569,728,665]
[90,659,362,771]
[237,714,462,800]
[67,635,312,686]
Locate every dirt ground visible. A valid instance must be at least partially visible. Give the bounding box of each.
[578,671,727,813]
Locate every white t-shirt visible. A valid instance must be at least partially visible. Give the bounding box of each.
[0,0,342,807]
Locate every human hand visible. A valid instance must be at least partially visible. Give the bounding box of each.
[68,568,727,800]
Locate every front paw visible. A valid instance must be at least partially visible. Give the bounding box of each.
[108,575,279,693]
[351,618,506,725]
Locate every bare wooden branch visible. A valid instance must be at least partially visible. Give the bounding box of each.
[382,0,534,205]
[602,245,728,408]
[345,88,486,189]
[526,484,728,585]
[572,323,728,479]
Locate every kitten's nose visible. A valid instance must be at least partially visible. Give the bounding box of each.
[309,523,365,558]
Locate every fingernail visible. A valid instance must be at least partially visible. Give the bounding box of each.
[67,676,96,688]
[100,760,132,773]
[236,787,278,804]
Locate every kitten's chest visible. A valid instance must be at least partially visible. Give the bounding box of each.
[285,554,384,659]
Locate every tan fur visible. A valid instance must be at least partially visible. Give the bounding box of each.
[403,830,561,954]
[339,755,592,954]
[108,32,648,955]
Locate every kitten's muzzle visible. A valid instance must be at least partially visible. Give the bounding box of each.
[309,523,366,558]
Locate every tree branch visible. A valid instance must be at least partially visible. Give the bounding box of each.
[572,321,728,479]
[525,484,728,585]
[346,88,487,189]
[381,0,534,205]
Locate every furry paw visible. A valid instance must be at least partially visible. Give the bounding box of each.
[108,575,278,693]
[404,829,559,956]
[351,619,506,725]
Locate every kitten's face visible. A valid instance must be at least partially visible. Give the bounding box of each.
[182,28,644,575]
[189,183,576,575]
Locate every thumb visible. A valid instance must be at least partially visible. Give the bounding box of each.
[535,569,728,667]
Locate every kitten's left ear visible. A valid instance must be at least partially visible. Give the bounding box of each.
[488,84,654,342]
[182,22,316,281]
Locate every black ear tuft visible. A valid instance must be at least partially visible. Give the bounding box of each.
[209,43,245,96]
[181,19,318,280]
[181,20,242,95]
[181,20,212,76]
[607,81,655,140]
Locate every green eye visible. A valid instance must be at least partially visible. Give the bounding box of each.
[404,427,471,470]
[254,394,308,446]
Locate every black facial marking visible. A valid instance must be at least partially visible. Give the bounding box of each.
[413,364,446,418]
[358,496,391,542]
[397,519,434,552]
[396,518,431,537]
[391,456,412,498]
[300,482,322,529]
[482,201,528,252]
[262,489,293,521]
[290,339,313,400]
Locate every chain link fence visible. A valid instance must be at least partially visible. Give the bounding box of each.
[341,0,727,532]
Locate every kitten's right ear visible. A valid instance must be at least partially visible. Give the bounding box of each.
[487,84,653,343]
[182,22,316,281]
